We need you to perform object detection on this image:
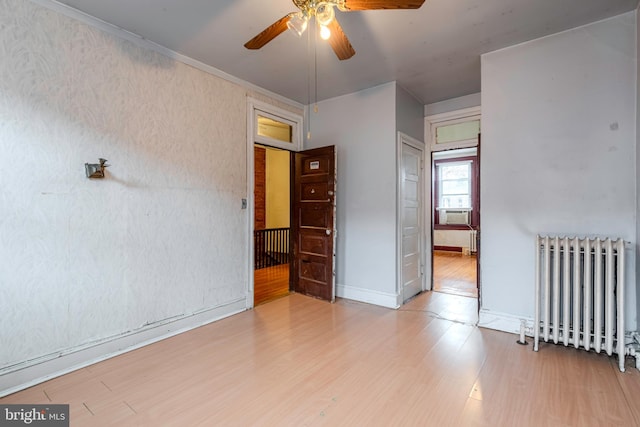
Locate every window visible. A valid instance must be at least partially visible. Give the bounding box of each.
[425,106,481,150]
[435,120,480,145]
[434,155,478,230]
[438,161,472,208]
[248,98,303,151]
[257,114,293,144]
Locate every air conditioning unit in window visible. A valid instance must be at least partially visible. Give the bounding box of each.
[439,209,470,225]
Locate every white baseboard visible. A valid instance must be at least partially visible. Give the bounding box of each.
[337,284,400,309]
[478,308,534,335]
[0,298,247,397]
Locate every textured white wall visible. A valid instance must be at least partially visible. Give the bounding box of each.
[305,83,398,303]
[0,0,297,384]
[481,12,637,329]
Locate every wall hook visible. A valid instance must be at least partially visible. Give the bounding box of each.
[85,158,110,178]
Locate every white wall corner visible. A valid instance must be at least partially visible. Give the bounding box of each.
[478,309,534,336]
[0,299,247,397]
[337,284,400,309]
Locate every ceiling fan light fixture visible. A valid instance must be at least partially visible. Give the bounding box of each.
[315,3,335,27]
[319,24,331,40]
[287,12,309,37]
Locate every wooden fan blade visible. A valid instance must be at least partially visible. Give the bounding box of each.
[244,15,291,50]
[341,0,425,11]
[327,18,355,60]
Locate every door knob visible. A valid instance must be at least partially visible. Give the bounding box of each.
[326,229,331,235]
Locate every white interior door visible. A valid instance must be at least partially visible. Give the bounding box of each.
[399,135,425,302]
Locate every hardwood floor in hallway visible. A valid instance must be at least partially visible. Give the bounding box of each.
[254,264,289,306]
[3,293,639,426]
[433,250,478,298]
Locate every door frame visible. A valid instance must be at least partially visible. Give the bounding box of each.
[246,98,303,309]
[396,132,428,304]
[425,107,481,302]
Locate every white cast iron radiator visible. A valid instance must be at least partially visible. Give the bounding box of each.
[534,235,626,372]
[469,230,478,254]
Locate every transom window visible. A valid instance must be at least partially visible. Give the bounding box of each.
[248,98,303,152]
[256,114,293,144]
[435,120,480,145]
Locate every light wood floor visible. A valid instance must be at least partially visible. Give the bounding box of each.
[254,264,289,306]
[433,250,478,298]
[3,292,639,426]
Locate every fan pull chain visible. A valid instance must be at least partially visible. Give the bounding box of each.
[314,16,318,115]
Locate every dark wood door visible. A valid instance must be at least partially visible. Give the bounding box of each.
[292,146,336,302]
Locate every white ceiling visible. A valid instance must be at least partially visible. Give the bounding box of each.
[54,0,638,105]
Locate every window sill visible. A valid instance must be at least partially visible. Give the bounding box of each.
[434,224,478,231]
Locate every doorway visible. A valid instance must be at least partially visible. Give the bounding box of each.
[431,147,478,299]
[247,98,337,307]
[252,144,338,306]
[253,144,291,306]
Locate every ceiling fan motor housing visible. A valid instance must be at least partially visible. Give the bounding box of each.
[292,1,342,15]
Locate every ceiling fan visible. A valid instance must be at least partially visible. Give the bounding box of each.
[244,0,426,60]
